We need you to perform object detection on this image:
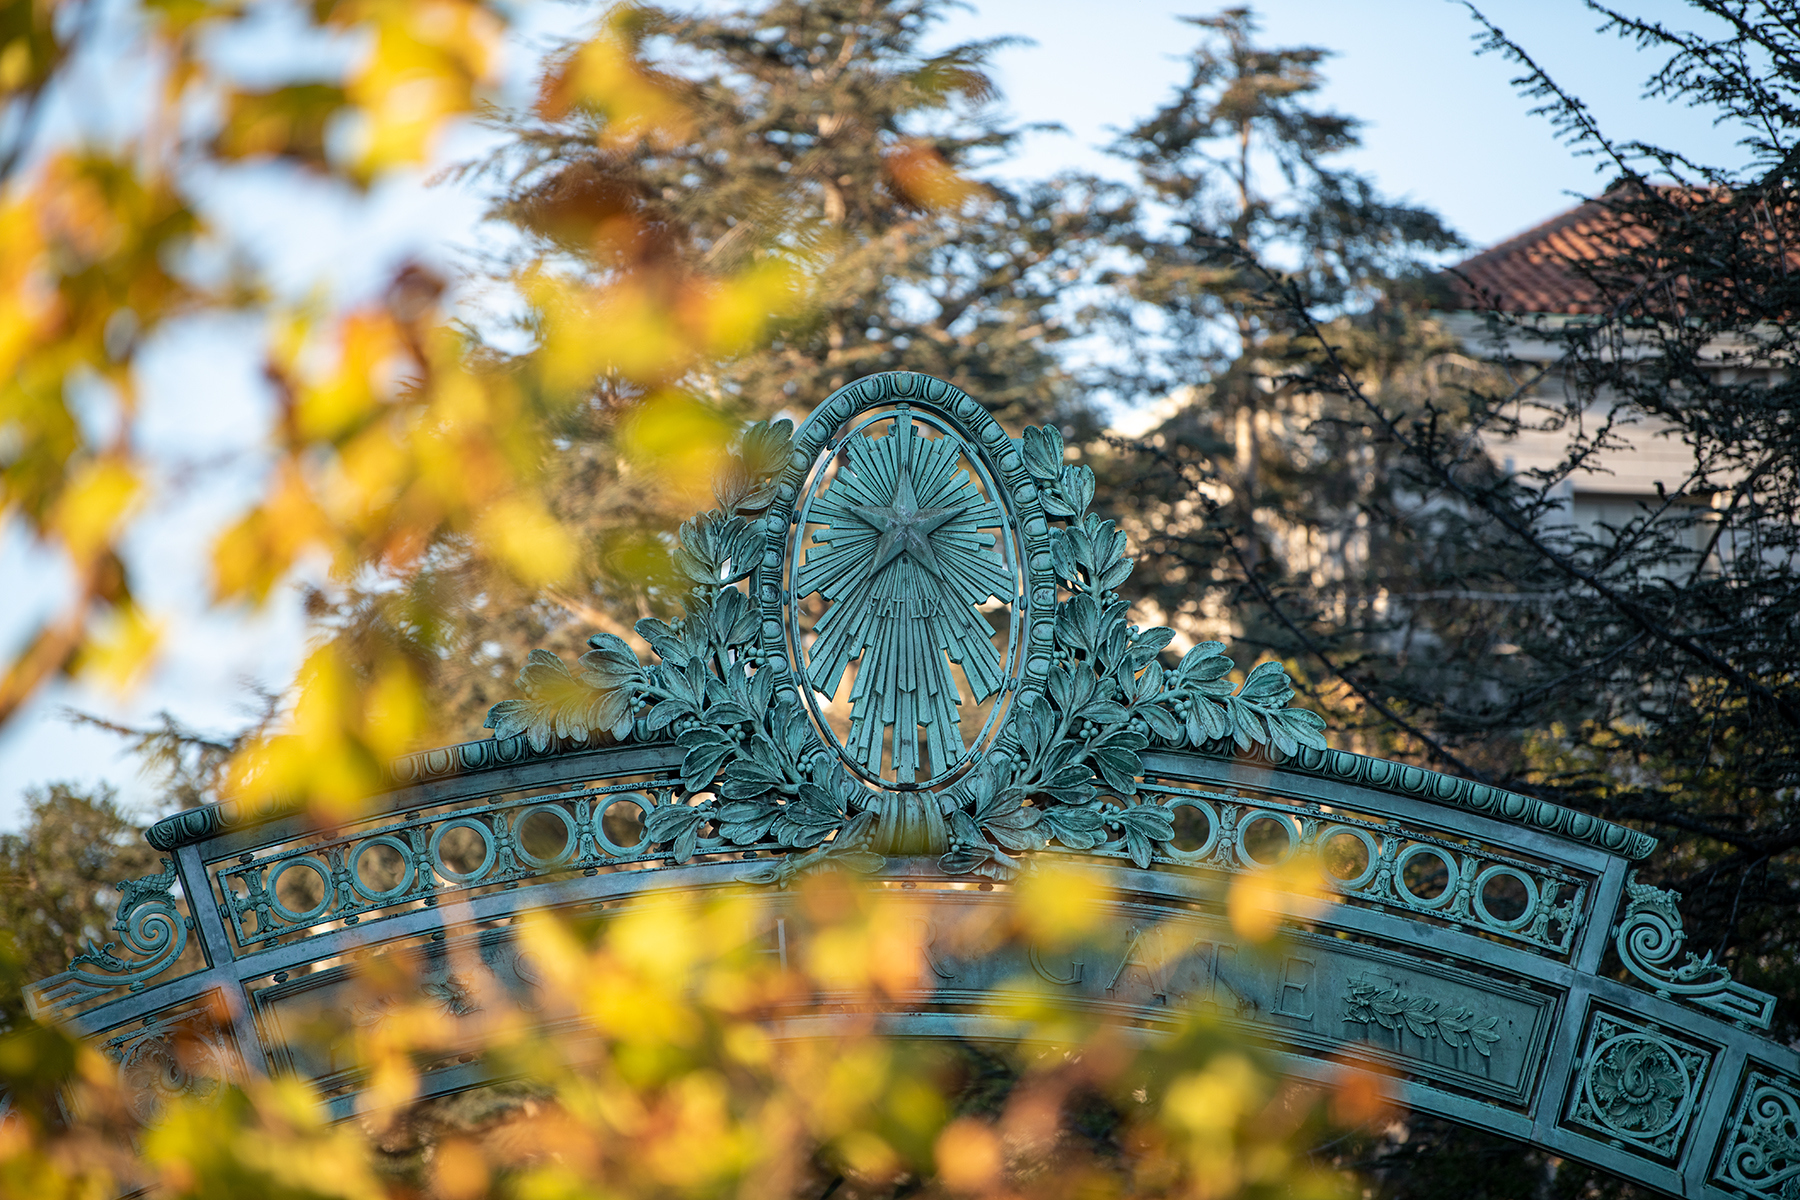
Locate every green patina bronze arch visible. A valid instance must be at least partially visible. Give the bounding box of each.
[29,372,1799,1200]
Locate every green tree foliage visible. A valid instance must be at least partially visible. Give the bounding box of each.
[1089,9,1466,716]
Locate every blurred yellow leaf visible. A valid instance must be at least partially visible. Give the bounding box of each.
[476,494,578,587]
[1015,860,1111,949]
[935,1117,1002,1192]
[1228,849,1329,942]
[537,11,692,146]
[617,391,734,505]
[73,599,163,693]
[50,456,142,563]
[214,83,348,166]
[340,0,501,176]
[886,139,979,211]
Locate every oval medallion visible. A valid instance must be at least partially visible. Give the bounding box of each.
[767,375,1045,789]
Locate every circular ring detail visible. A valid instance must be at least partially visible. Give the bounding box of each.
[1157,797,1219,864]
[512,804,578,869]
[267,856,335,924]
[1235,809,1301,868]
[347,836,415,903]
[1472,864,1539,931]
[429,818,498,884]
[1316,824,1380,891]
[1393,843,1459,909]
[595,793,656,858]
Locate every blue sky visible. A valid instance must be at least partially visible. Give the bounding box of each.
[0,0,1744,828]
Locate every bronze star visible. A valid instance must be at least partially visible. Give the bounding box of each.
[850,447,961,581]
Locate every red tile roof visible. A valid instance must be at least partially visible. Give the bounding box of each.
[1444,197,1652,314]
[1444,187,1800,315]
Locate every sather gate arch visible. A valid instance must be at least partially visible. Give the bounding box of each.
[30,372,1800,1199]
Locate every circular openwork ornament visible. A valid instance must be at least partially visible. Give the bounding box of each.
[754,373,1056,790]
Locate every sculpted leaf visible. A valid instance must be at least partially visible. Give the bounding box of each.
[1091,746,1143,795]
[1077,699,1129,727]
[834,850,888,874]
[708,587,759,648]
[1271,707,1328,751]
[636,617,689,666]
[719,758,782,799]
[748,661,775,712]
[674,513,763,586]
[594,685,635,741]
[777,702,815,760]
[739,418,795,478]
[1043,805,1107,850]
[1063,525,1094,578]
[1264,709,1302,757]
[949,808,985,846]
[644,804,708,858]
[1176,642,1233,684]
[705,700,756,727]
[1021,424,1064,483]
[1128,625,1175,667]
[712,459,759,514]
[939,845,993,874]
[658,660,704,708]
[1057,592,1099,654]
[1059,463,1095,516]
[1186,698,1230,746]
[483,698,531,742]
[578,631,641,682]
[1041,763,1097,805]
[1139,703,1181,741]
[1130,659,1165,703]
[1402,1001,1438,1039]
[1223,696,1263,749]
[493,648,635,748]
[718,800,780,845]
[1038,741,1083,782]
[1096,622,1128,672]
[982,805,1046,853]
[1114,804,1175,844]
[1049,528,1079,582]
[517,647,574,694]
[676,727,735,792]
[1240,658,1295,707]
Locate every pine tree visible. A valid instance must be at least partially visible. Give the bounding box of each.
[1092,8,1461,677]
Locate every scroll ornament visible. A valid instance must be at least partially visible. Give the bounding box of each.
[1614,872,1776,1030]
[484,412,1327,884]
[58,859,192,1002]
